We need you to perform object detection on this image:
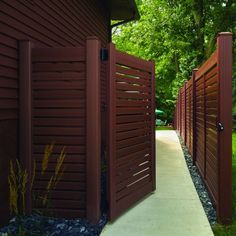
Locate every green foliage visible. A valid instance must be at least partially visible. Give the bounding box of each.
[113,0,236,121]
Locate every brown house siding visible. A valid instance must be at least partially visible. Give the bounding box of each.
[0,0,109,225]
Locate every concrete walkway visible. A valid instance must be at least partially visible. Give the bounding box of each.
[100,131,214,236]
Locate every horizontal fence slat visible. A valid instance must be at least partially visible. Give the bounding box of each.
[32,47,85,62]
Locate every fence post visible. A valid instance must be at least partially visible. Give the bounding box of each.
[184,82,187,144]
[217,32,232,224]
[107,42,116,220]
[19,41,32,214]
[203,74,207,179]
[151,61,156,192]
[181,90,182,137]
[176,95,179,131]
[178,90,181,133]
[178,92,181,132]
[192,69,197,164]
[86,37,101,223]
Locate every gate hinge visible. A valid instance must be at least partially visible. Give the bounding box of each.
[100,48,108,61]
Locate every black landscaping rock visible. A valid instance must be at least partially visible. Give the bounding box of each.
[177,132,217,225]
[0,214,107,236]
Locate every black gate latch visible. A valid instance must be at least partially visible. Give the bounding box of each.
[218,122,224,132]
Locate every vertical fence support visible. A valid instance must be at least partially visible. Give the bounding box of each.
[192,69,197,164]
[178,93,181,133]
[86,37,101,223]
[184,83,187,144]
[177,94,179,131]
[217,32,232,224]
[203,74,207,179]
[180,90,182,137]
[107,42,116,220]
[19,41,32,214]
[151,61,156,191]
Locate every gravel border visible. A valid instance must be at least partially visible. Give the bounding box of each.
[0,167,108,236]
[0,214,107,236]
[177,132,217,225]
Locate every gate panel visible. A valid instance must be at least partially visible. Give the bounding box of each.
[108,43,155,221]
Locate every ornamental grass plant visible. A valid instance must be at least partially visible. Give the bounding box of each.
[7,144,66,235]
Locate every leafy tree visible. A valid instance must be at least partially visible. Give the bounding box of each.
[112,0,236,121]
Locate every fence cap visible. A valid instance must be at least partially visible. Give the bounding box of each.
[218,32,233,36]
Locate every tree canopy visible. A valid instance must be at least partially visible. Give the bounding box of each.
[112,0,236,121]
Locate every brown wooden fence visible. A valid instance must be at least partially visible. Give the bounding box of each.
[174,32,233,224]
[107,43,156,221]
[19,38,101,223]
[15,37,156,224]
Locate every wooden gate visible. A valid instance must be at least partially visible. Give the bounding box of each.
[107,43,156,220]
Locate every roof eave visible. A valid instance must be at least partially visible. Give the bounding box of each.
[110,0,140,21]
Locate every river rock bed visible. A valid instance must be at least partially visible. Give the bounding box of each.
[178,133,217,225]
[0,213,107,236]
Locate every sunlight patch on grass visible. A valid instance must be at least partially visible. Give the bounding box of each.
[155,126,173,130]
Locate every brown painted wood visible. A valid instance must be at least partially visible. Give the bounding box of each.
[117,142,150,159]
[116,180,152,213]
[116,74,150,86]
[0,120,17,226]
[34,180,85,191]
[116,50,153,72]
[117,135,148,149]
[86,37,101,224]
[19,41,32,214]
[117,114,151,124]
[33,81,85,90]
[33,90,86,99]
[117,121,147,132]
[116,154,151,173]
[33,108,85,118]
[175,32,233,224]
[195,51,217,80]
[116,91,149,100]
[150,60,156,192]
[32,48,85,62]
[30,43,89,220]
[116,170,152,198]
[108,43,155,221]
[116,83,150,93]
[117,128,151,141]
[117,149,151,167]
[116,65,151,79]
[217,32,233,224]
[107,42,117,220]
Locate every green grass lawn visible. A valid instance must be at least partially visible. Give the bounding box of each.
[212,131,236,235]
[155,126,173,130]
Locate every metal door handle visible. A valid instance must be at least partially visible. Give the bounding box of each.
[217,122,224,132]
